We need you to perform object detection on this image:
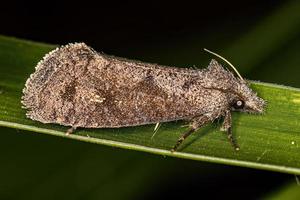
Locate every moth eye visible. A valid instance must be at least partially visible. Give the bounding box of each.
[233,99,245,109]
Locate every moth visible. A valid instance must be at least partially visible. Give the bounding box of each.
[22,43,265,151]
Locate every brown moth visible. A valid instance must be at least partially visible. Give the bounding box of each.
[22,43,265,151]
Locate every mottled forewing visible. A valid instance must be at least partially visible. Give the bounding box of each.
[71,54,199,127]
[22,43,204,128]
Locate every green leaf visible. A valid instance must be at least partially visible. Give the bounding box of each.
[263,180,300,200]
[1,35,300,175]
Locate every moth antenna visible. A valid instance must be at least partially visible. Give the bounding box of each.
[204,48,244,81]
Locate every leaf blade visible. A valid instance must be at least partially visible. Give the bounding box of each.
[1,35,300,174]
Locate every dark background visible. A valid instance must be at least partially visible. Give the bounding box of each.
[1,1,278,47]
[0,0,298,199]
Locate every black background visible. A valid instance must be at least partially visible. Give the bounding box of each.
[1,1,282,53]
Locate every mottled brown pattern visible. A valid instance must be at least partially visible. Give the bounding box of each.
[21,43,265,151]
[60,80,77,102]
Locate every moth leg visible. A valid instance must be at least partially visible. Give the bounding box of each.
[222,110,240,151]
[171,115,210,152]
[151,122,161,139]
[66,126,77,135]
[171,127,196,152]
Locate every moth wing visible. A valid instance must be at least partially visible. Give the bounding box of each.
[22,43,192,128]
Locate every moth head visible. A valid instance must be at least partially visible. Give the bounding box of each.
[204,49,265,114]
[207,60,265,114]
[230,80,265,114]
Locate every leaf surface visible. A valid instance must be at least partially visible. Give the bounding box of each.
[1,35,300,174]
